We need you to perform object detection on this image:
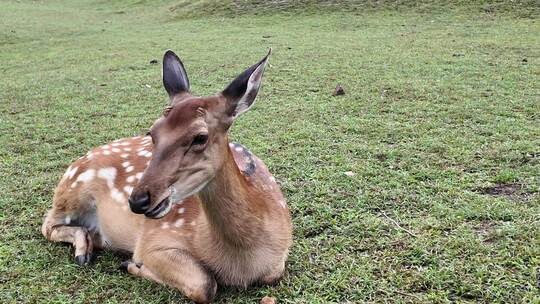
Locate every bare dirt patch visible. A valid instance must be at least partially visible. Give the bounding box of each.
[473,221,498,243]
[479,183,521,195]
[476,183,536,202]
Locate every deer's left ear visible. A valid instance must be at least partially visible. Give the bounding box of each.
[222,49,270,119]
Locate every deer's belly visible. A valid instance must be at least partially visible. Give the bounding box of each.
[96,199,143,252]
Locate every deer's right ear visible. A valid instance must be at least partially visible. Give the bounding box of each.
[162,50,190,99]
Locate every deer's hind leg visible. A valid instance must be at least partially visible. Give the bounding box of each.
[42,187,102,265]
[124,246,217,303]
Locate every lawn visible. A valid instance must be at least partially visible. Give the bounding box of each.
[1,0,539,303]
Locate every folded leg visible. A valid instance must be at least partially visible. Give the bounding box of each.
[125,248,217,303]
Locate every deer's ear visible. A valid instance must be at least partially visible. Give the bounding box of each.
[222,49,270,119]
[162,50,190,99]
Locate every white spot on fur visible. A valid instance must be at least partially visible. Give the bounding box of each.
[112,148,121,153]
[68,167,79,178]
[126,166,134,173]
[123,147,132,151]
[112,143,120,147]
[65,216,71,225]
[120,142,130,146]
[76,169,96,183]
[120,153,129,158]
[144,151,152,158]
[97,167,116,190]
[121,161,130,168]
[103,150,111,155]
[111,188,125,203]
[127,175,136,183]
[62,166,71,179]
[64,166,79,180]
[177,207,185,214]
[124,186,133,195]
[135,172,143,180]
[174,218,184,227]
[161,223,170,229]
[137,150,148,156]
[102,145,110,149]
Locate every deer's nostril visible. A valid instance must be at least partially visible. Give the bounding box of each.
[129,191,151,214]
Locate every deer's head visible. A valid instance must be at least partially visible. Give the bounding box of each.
[128,50,269,218]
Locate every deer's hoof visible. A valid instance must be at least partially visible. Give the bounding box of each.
[75,254,91,266]
[119,260,142,273]
[119,260,131,272]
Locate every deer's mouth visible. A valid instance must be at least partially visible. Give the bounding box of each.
[144,197,172,219]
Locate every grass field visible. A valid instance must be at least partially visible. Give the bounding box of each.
[1,0,539,303]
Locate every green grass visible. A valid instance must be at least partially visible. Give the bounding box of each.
[1,0,539,303]
[164,0,540,18]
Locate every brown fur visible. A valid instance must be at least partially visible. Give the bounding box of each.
[42,135,292,302]
[42,50,291,303]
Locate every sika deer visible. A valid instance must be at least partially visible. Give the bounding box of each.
[42,49,292,303]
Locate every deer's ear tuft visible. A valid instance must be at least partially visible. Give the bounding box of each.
[162,50,190,99]
[222,49,271,119]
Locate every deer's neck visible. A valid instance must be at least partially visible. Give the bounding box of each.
[198,144,264,248]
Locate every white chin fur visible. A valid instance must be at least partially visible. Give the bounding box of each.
[152,200,172,219]
[168,180,209,203]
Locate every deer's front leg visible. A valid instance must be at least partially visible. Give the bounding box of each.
[42,210,99,265]
[260,263,285,286]
[260,254,287,286]
[46,226,96,265]
[120,260,163,284]
[124,249,217,303]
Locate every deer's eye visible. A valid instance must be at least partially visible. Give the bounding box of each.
[192,134,208,146]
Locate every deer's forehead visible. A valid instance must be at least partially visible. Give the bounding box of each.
[152,97,224,135]
[166,97,222,124]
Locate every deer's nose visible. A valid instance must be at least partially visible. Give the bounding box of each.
[129,191,151,214]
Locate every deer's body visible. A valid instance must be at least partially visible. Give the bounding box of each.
[42,50,292,303]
